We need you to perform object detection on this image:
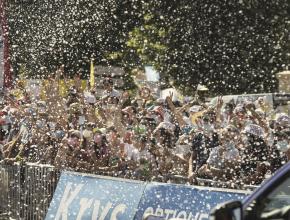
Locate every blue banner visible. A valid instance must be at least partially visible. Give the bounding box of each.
[46,172,248,220]
[45,172,146,220]
[134,182,247,220]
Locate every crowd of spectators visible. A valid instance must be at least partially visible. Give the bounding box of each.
[0,70,290,187]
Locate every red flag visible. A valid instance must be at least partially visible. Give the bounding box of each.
[0,0,12,89]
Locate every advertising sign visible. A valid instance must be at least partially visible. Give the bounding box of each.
[46,172,248,220]
[45,172,146,220]
[134,182,247,220]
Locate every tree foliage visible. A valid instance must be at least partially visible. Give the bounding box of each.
[5,0,290,95]
[6,0,141,81]
[127,0,289,95]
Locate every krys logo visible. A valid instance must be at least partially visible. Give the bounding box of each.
[54,183,127,220]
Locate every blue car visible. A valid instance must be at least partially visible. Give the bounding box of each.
[210,161,290,220]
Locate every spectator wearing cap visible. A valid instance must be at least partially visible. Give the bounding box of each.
[84,88,97,105]
[67,102,83,130]
[244,101,269,136]
[239,124,270,185]
[199,110,217,135]
[188,105,203,123]
[102,78,120,99]
[66,86,80,108]
[195,84,209,104]
[275,113,290,130]
[230,104,248,129]
[36,101,47,114]
[82,122,94,143]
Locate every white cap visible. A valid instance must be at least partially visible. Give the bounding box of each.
[242,124,264,138]
[85,93,96,104]
[156,98,165,104]
[155,122,175,133]
[233,104,246,114]
[37,101,46,106]
[197,84,208,91]
[275,113,290,126]
[189,105,202,113]
[255,108,265,118]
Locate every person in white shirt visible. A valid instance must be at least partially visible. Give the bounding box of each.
[198,126,240,181]
[101,78,120,99]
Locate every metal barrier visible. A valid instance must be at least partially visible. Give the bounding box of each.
[196,178,259,191]
[0,163,60,220]
[0,167,8,217]
[0,164,22,219]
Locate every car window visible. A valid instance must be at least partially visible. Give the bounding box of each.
[245,175,290,220]
[260,178,290,213]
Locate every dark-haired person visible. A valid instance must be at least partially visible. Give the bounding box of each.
[220,101,236,128]
[239,124,271,185]
[133,135,156,180]
[54,130,82,170]
[268,129,290,173]
[66,86,80,108]
[149,122,176,179]
[190,112,220,177]
[197,126,240,182]
[91,130,110,168]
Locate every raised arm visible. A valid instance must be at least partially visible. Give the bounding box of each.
[245,102,269,135]
[165,92,186,128]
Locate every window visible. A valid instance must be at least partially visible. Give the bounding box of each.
[245,175,290,220]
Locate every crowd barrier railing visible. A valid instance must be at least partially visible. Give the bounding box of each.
[0,163,258,219]
[0,163,60,220]
[0,164,22,219]
[196,178,259,191]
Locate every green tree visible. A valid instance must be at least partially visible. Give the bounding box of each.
[126,0,290,95]
[5,0,290,95]
[6,0,141,91]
